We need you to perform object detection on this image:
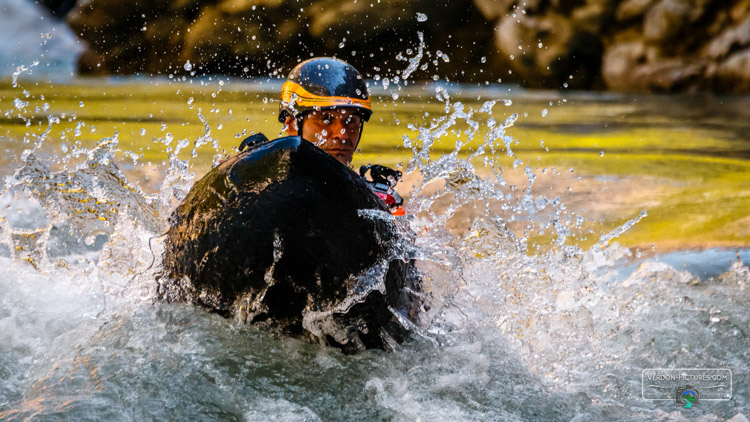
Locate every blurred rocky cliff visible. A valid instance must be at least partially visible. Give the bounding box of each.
[38,0,750,93]
[475,0,750,93]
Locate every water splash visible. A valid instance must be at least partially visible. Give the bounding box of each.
[400,32,425,81]
[0,72,748,420]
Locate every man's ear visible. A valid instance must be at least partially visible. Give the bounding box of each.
[283,116,298,136]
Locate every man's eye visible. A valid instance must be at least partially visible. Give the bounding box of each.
[346,117,360,126]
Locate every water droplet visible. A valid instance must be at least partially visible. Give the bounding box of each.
[184,60,193,71]
[140,128,146,135]
[217,123,223,130]
[541,108,548,117]
[599,151,604,157]
[13,98,28,109]
[538,42,543,48]
[187,97,194,105]
[481,56,487,63]
[78,101,84,107]
[416,12,427,22]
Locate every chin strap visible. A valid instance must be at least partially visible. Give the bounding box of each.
[354,121,364,151]
[295,115,305,137]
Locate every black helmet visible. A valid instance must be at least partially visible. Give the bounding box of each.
[278,57,372,123]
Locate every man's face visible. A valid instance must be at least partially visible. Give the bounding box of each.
[285,108,362,165]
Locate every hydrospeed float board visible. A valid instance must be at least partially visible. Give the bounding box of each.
[160,135,418,352]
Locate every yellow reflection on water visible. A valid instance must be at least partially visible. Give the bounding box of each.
[1,78,748,252]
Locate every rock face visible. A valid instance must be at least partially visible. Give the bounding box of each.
[601,0,750,93]
[485,0,609,89]
[160,135,421,353]
[64,0,496,82]
[478,0,750,93]
[43,0,750,93]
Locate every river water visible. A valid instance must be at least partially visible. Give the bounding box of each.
[0,70,749,420]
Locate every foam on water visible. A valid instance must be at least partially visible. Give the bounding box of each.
[1,58,749,421]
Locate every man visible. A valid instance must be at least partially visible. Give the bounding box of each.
[277,57,372,166]
[278,57,404,214]
[161,57,418,351]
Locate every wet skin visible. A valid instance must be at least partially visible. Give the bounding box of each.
[284,108,362,165]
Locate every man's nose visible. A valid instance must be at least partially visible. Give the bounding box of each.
[329,118,350,141]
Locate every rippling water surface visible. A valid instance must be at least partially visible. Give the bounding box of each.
[0,74,748,420]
